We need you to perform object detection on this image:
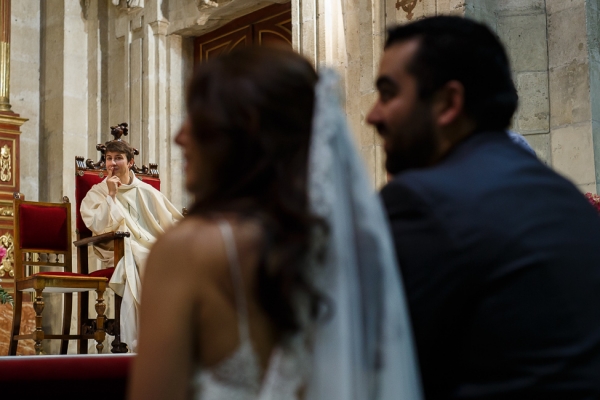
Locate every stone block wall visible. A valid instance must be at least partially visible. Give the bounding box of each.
[466,0,600,192]
[293,0,469,189]
[11,1,40,201]
[547,0,596,192]
[468,0,553,165]
[586,0,600,192]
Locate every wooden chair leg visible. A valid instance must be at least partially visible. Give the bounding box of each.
[9,290,23,356]
[60,293,73,354]
[111,294,129,353]
[33,289,45,355]
[94,288,106,353]
[78,290,90,354]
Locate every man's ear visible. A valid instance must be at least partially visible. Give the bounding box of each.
[432,80,465,128]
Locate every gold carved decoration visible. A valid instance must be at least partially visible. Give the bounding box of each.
[0,144,11,182]
[396,0,423,20]
[0,232,14,278]
[0,205,12,216]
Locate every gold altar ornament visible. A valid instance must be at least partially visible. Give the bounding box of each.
[0,205,12,216]
[0,232,14,278]
[0,144,10,182]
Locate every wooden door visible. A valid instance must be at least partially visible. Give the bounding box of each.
[194,2,292,65]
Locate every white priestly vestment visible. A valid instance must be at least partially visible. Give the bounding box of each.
[80,171,183,351]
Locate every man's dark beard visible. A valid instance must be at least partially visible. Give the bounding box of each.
[385,121,438,176]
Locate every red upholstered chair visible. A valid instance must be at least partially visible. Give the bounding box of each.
[9,194,108,355]
[74,157,160,354]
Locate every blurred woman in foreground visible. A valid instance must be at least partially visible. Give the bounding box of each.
[129,47,422,400]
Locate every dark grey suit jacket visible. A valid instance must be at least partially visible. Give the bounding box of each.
[381,130,600,399]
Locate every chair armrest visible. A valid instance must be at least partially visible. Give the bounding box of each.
[73,231,131,247]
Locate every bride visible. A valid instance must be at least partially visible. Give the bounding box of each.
[128,47,422,400]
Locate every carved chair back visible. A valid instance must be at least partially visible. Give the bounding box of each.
[75,122,161,240]
[10,194,109,355]
[13,196,72,280]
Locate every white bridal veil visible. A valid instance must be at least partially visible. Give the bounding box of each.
[305,68,423,400]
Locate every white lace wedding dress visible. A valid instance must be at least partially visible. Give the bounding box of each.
[192,220,309,400]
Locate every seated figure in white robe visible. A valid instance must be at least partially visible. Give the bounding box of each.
[80,140,183,352]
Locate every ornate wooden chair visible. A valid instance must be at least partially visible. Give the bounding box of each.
[9,194,108,355]
[74,122,160,354]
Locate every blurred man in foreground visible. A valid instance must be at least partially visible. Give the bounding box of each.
[369,16,600,399]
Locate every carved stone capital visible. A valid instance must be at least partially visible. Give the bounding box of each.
[150,20,170,36]
[112,0,144,11]
[196,0,233,12]
[80,0,90,20]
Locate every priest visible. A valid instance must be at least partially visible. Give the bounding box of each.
[80,140,183,352]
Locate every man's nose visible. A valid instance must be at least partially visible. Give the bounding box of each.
[366,104,380,126]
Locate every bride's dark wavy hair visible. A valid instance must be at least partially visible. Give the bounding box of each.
[186,46,324,334]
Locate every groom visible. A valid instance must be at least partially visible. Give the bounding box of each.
[368,16,600,399]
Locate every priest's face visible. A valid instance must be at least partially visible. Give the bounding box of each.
[106,151,134,183]
[367,39,438,175]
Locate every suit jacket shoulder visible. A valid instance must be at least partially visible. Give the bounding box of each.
[381,130,600,398]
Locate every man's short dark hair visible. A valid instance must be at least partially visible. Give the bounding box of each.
[105,140,135,161]
[386,16,518,131]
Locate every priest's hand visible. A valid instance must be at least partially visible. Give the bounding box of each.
[107,166,122,199]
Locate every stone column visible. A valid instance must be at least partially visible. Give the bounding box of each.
[11,1,41,200]
[0,0,30,355]
[39,0,89,354]
[105,1,188,210]
[0,0,11,112]
[293,0,388,187]
[0,0,26,289]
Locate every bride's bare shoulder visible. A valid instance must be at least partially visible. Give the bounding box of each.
[147,215,263,280]
[159,216,221,246]
[151,216,224,266]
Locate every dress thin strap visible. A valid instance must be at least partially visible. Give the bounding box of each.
[217,220,251,343]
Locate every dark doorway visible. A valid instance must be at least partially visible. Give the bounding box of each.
[194,2,292,66]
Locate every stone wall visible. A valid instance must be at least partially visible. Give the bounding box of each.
[23,0,600,199]
[464,0,599,193]
[588,0,600,192]
[546,0,596,192]
[11,1,40,201]
[292,0,385,187]
[292,0,466,188]
[11,0,600,217]
[467,0,553,165]
[6,0,600,354]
